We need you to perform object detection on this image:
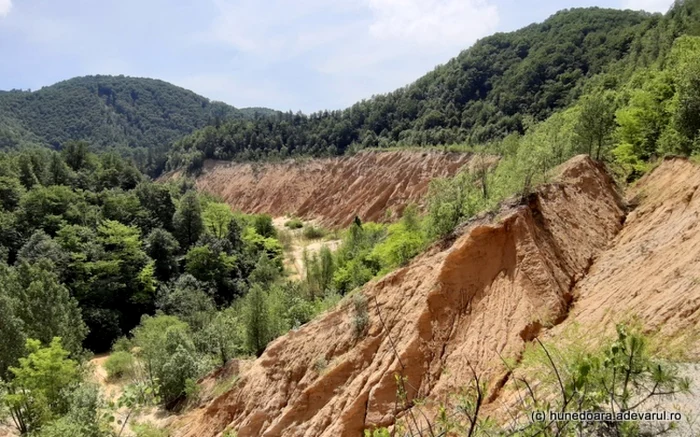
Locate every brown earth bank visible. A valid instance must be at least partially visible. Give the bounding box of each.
[172,156,700,437]
[166,150,485,228]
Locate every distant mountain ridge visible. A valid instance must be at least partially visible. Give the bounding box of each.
[0,75,275,152]
[167,6,682,171]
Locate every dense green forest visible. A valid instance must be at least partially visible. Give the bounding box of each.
[166,5,699,171]
[0,76,276,176]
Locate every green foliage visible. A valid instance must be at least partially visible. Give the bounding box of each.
[0,287,25,380]
[284,218,303,229]
[248,252,282,286]
[167,8,661,171]
[203,307,245,365]
[131,315,201,408]
[203,202,234,239]
[575,91,618,160]
[132,422,170,437]
[104,351,135,380]
[364,428,391,437]
[173,192,204,249]
[0,147,289,357]
[185,246,237,290]
[391,325,690,436]
[18,184,86,235]
[371,207,426,268]
[0,75,268,176]
[1,261,87,357]
[244,284,272,356]
[0,176,23,211]
[1,338,81,434]
[253,214,276,239]
[156,274,215,330]
[506,325,690,436]
[351,294,369,339]
[145,228,180,283]
[31,383,113,437]
[303,246,336,299]
[135,182,176,231]
[302,225,326,240]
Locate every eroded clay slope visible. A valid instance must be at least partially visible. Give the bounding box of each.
[557,157,700,352]
[181,151,479,228]
[173,155,626,437]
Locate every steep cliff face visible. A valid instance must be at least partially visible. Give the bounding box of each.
[174,155,648,437]
[171,150,483,228]
[556,158,700,352]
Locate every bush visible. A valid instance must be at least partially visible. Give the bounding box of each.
[34,383,112,437]
[333,258,375,294]
[284,218,303,229]
[371,223,424,268]
[104,351,135,380]
[302,225,326,240]
[253,214,276,238]
[111,336,135,353]
[351,294,369,338]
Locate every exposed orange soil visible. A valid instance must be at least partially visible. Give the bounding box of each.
[175,154,699,437]
[170,150,484,228]
[555,157,700,349]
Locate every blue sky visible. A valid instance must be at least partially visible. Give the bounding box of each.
[0,0,673,112]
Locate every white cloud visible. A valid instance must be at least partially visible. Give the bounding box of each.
[0,0,12,18]
[368,0,499,46]
[169,73,300,110]
[621,0,672,13]
[196,0,499,110]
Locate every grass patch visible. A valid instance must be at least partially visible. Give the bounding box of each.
[302,225,326,240]
[132,423,170,437]
[212,373,240,398]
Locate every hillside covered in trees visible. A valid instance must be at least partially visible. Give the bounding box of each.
[0,76,275,175]
[166,5,700,171]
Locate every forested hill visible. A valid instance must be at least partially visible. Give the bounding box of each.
[167,6,687,171]
[0,75,275,173]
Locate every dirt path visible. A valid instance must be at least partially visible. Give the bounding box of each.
[273,217,341,280]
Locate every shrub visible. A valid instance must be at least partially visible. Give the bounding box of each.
[104,351,135,380]
[244,285,272,356]
[277,229,293,251]
[304,246,335,298]
[371,223,424,268]
[351,294,369,338]
[313,356,328,373]
[253,214,276,238]
[302,225,326,240]
[333,258,374,294]
[284,218,303,229]
[111,336,135,353]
